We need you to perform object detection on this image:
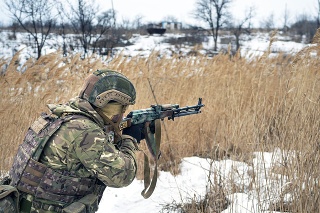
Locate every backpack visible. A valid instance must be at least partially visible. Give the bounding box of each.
[8,113,103,212]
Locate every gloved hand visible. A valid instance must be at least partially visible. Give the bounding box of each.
[122,123,145,143]
[149,120,156,134]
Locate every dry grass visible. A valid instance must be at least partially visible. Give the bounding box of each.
[1,31,320,212]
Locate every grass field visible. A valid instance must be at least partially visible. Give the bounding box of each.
[1,32,320,212]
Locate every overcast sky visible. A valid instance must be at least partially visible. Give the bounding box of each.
[99,0,317,27]
[0,0,317,27]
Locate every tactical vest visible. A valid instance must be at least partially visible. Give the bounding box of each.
[9,113,106,212]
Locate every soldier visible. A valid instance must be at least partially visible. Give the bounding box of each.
[4,69,144,213]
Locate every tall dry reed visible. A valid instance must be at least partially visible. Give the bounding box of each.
[1,32,320,211]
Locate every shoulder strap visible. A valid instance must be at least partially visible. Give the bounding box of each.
[31,114,81,160]
[141,119,161,199]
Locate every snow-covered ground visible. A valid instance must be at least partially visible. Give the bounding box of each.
[1,30,309,212]
[99,149,292,213]
[0,30,308,66]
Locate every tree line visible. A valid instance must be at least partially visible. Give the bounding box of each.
[3,0,320,59]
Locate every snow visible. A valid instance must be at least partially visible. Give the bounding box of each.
[239,33,306,58]
[0,30,309,67]
[98,149,292,213]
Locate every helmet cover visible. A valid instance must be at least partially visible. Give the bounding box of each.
[79,69,136,108]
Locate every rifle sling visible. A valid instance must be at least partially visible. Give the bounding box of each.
[141,119,161,199]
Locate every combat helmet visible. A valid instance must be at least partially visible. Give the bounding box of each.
[79,69,136,108]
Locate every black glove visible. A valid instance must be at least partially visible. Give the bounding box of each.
[122,123,145,143]
[149,120,156,134]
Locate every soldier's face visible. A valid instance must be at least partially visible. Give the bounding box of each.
[99,102,127,123]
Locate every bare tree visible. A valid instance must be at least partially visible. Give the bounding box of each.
[6,0,56,59]
[118,15,144,30]
[132,15,144,30]
[291,13,317,43]
[317,0,320,28]
[229,6,255,52]
[163,15,178,22]
[119,17,132,30]
[283,3,290,32]
[193,0,232,51]
[65,0,115,56]
[261,13,275,30]
[91,10,117,53]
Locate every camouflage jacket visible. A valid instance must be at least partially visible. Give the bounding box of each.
[41,97,138,188]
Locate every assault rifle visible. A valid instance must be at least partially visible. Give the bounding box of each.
[119,98,205,130]
[119,98,204,199]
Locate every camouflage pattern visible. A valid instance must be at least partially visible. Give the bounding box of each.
[43,97,137,187]
[9,97,138,212]
[10,116,65,191]
[0,196,17,213]
[0,185,19,213]
[9,113,98,205]
[79,70,136,107]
